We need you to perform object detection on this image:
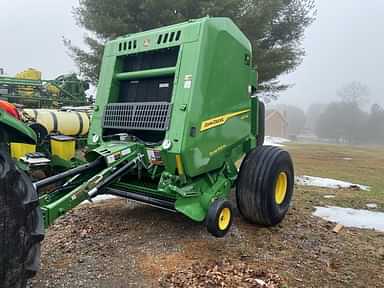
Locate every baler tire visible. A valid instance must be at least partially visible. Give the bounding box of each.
[0,150,44,288]
[236,146,294,226]
[206,199,233,238]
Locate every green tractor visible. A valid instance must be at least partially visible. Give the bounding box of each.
[0,17,294,287]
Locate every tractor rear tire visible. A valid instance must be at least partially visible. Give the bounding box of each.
[236,146,294,226]
[0,150,44,288]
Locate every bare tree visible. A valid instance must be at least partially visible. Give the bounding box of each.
[337,81,370,106]
[306,103,326,131]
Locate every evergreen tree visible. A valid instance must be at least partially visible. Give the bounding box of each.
[67,0,315,98]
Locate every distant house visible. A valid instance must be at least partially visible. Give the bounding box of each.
[266,110,288,138]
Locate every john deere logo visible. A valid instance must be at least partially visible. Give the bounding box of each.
[143,38,150,47]
[200,109,251,132]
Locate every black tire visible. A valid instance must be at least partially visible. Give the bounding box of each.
[28,123,48,146]
[206,199,233,238]
[236,146,294,226]
[0,128,9,153]
[0,150,44,288]
[256,101,265,146]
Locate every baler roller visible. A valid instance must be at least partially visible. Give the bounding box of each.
[115,66,176,81]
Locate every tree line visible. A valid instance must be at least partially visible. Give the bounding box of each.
[314,81,384,145]
[67,0,316,100]
[275,82,384,145]
[315,103,384,145]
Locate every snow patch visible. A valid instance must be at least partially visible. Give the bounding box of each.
[366,203,378,209]
[264,136,290,147]
[295,175,370,191]
[313,206,384,232]
[81,194,118,205]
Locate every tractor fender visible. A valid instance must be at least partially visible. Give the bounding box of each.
[0,110,37,144]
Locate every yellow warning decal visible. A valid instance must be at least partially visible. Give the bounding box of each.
[200,109,250,132]
[175,154,184,175]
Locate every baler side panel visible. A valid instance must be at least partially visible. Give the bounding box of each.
[182,19,253,178]
[162,41,202,174]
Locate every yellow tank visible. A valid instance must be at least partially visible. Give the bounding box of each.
[50,135,76,160]
[46,84,60,95]
[10,143,36,159]
[24,109,90,136]
[16,68,42,96]
[16,68,42,80]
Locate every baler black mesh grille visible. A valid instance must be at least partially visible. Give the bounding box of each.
[102,102,172,131]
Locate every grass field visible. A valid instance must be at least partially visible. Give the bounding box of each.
[287,143,384,211]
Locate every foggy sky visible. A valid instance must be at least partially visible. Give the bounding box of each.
[279,0,384,109]
[1,0,383,110]
[0,0,82,78]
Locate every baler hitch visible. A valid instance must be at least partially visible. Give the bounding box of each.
[88,154,142,198]
[33,157,105,191]
[37,150,142,228]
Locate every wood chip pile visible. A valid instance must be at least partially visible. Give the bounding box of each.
[160,260,283,288]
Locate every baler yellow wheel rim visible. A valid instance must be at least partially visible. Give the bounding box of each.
[218,208,231,230]
[275,172,288,205]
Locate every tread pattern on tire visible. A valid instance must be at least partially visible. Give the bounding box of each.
[0,151,44,288]
[236,146,294,226]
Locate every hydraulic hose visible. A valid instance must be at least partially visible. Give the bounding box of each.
[88,155,140,198]
[33,157,105,191]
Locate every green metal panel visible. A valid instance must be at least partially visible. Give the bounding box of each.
[0,76,42,86]
[0,110,36,144]
[179,18,253,177]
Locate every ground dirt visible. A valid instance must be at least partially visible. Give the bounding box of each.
[31,144,384,288]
